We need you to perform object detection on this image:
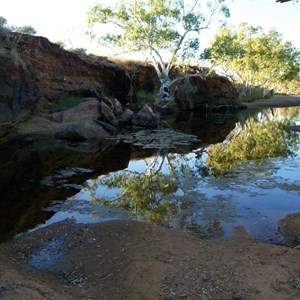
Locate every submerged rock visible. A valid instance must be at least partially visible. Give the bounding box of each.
[111,129,199,150]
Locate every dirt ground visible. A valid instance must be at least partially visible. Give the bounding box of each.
[0,218,300,300]
[242,94,300,108]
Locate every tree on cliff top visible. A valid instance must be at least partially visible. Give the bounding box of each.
[87,0,230,106]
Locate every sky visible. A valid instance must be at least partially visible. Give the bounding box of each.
[1,0,300,56]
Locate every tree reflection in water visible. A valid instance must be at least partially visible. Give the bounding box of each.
[85,153,194,226]
[204,108,299,177]
[84,107,300,239]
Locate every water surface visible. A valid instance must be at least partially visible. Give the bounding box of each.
[41,107,300,243]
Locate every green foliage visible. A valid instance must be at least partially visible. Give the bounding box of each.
[276,75,300,95]
[136,90,156,106]
[205,23,300,98]
[87,0,229,102]
[0,16,8,28]
[89,170,179,225]
[205,111,299,177]
[234,84,273,101]
[84,153,197,225]
[68,48,87,55]
[0,17,35,68]
[16,25,37,35]
[48,95,84,113]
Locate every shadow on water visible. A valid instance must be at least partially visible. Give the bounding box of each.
[0,138,131,241]
[1,107,300,244]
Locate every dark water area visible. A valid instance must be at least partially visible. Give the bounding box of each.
[1,106,300,244]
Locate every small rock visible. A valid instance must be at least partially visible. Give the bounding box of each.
[118,108,134,124]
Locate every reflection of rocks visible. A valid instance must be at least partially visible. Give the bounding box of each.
[56,120,109,142]
[0,138,131,241]
[111,129,199,149]
[279,213,300,247]
[169,112,239,145]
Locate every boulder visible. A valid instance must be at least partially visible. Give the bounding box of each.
[118,108,134,125]
[100,101,118,126]
[132,105,158,128]
[56,120,109,141]
[175,76,239,111]
[104,98,124,116]
[49,98,101,123]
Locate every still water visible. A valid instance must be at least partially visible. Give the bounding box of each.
[37,106,300,244]
[1,106,300,243]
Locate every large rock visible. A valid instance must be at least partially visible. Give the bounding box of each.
[175,76,239,111]
[132,105,159,128]
[56,120,109,141]
[0,31,132,123]
[49,97,119,127]
[49,98,101,123]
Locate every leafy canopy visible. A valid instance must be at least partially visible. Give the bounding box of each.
[203,23,300,95]
[87,0,230,101]
[87,0,229,57]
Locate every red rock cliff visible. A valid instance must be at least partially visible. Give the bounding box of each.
[0,31,132,122]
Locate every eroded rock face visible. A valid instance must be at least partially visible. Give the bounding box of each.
[0,31,132,123]
[175,76,240,111]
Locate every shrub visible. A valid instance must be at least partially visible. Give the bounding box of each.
[136,90,156,106]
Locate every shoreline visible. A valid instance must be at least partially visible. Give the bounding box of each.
[242,94,300,108]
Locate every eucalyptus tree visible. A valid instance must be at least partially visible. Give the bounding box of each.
[87,0,230,105]
[203,23,300,97]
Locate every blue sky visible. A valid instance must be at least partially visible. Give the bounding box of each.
[1,0,300,55]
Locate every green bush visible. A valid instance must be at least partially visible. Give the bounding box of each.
[136,90,156,106]
[235,84,273,102]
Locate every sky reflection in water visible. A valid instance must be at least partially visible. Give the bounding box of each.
[46,107,300,244]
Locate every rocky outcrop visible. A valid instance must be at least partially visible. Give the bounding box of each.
[128,62,239,112]
[48,97,163,141]
[175,76,240,111]
[0,31,132,123]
